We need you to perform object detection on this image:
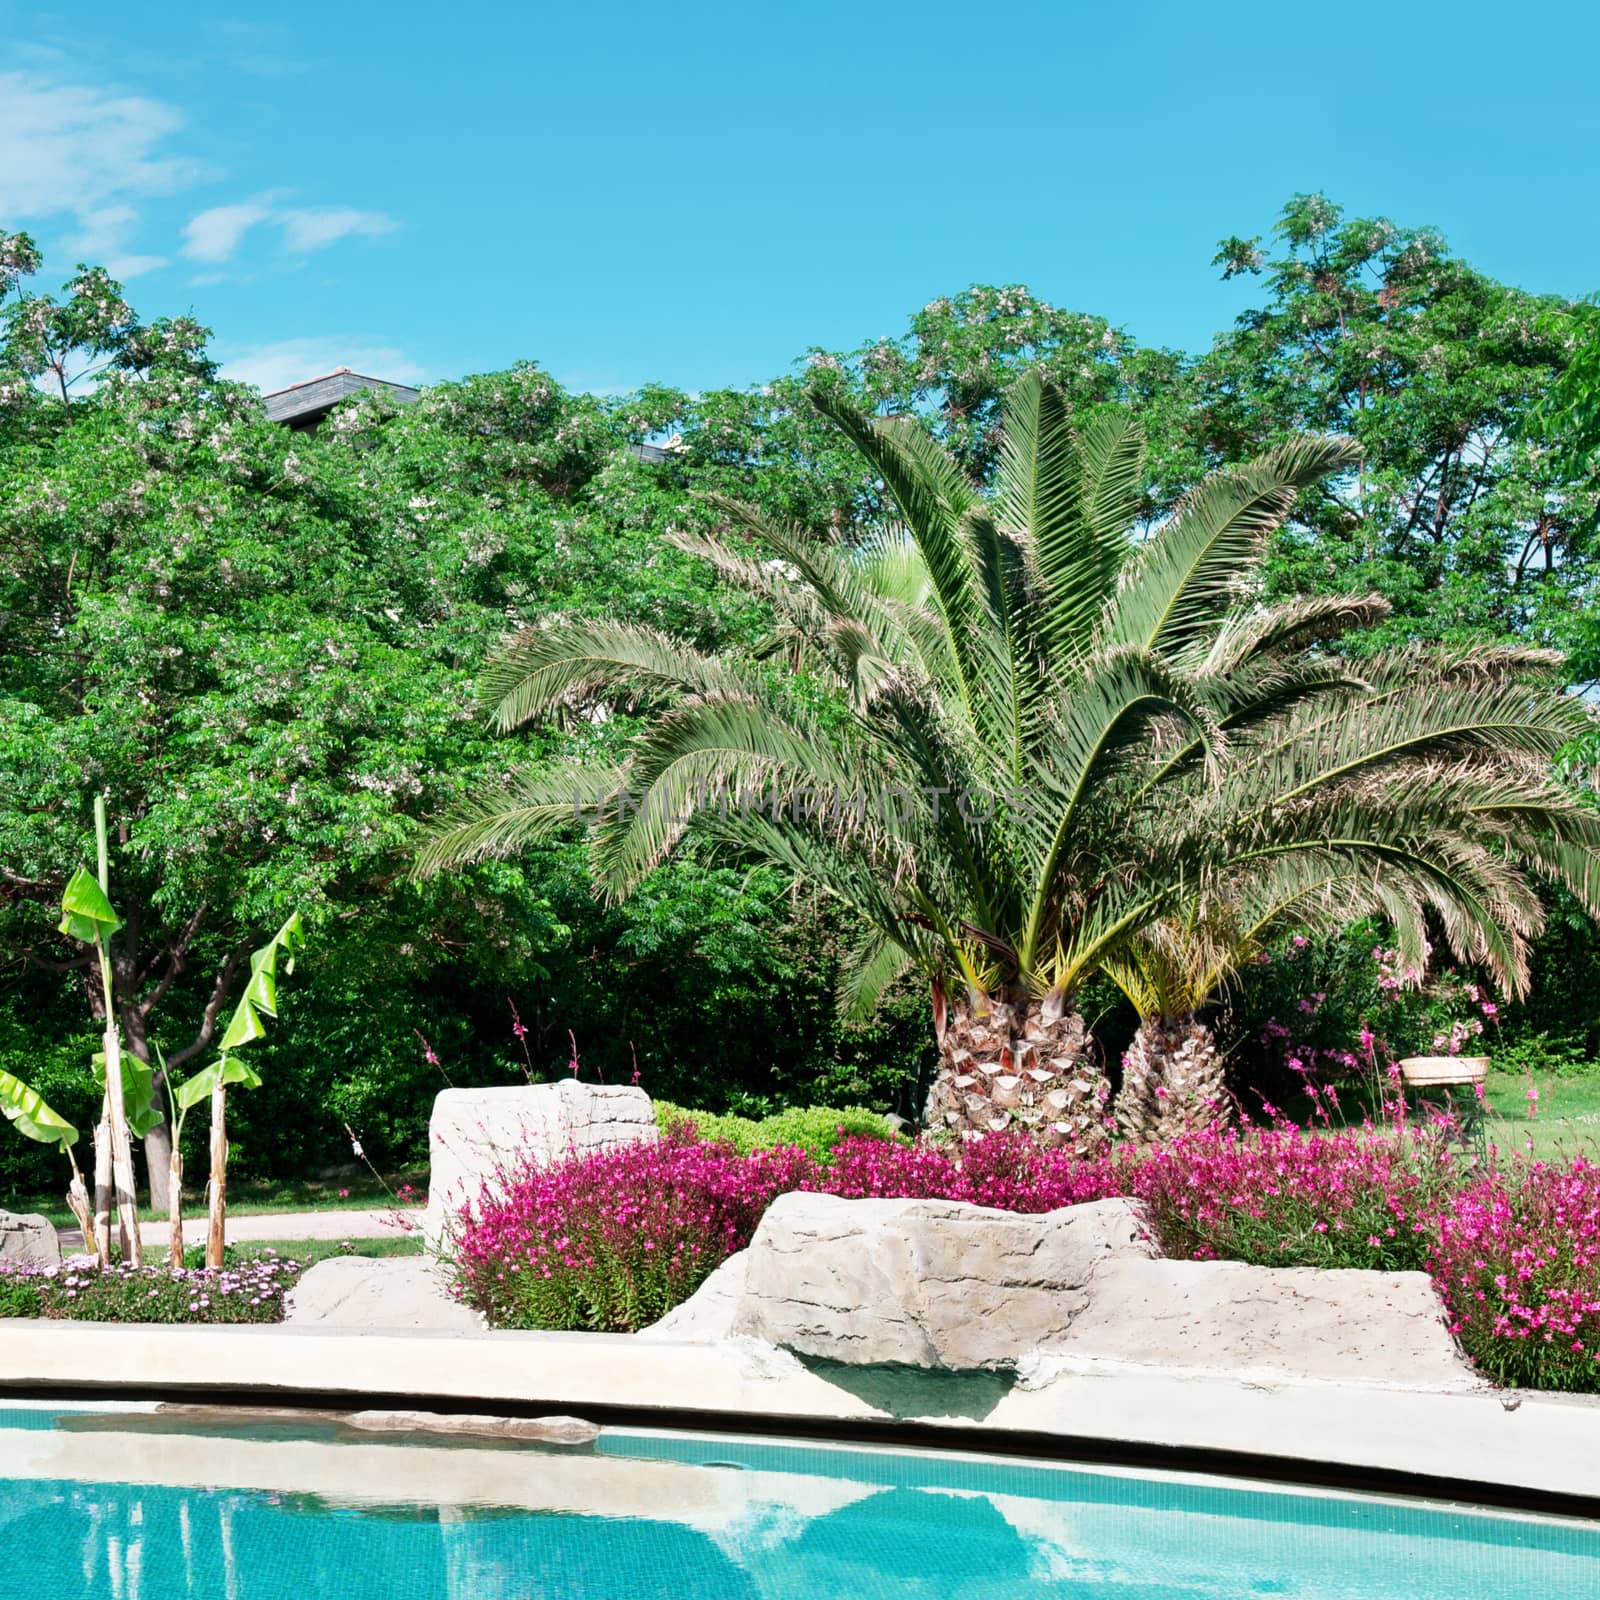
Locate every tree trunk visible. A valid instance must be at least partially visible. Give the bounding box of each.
[1115,1010,1230,1144]
[101,1019,143,1265]
[923,982,1108,1155]
[205,1082,227,1270]
[144,1118,173,1213]
[122,1012,173,1214]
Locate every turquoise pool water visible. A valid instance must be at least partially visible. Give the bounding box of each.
[0,1406,1594,1598]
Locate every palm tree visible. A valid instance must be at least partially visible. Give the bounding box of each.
[419,375,1600,1153]
[1107,867,1426,1142]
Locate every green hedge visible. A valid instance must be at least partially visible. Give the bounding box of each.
[654,1101,900,1162]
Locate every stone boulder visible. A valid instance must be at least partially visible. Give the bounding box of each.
[1027,1258,1473,1390]
[423,1081,658,1250]
[730,1192,1157,1370]
[284,1256,486,1334]
[0,1210,61,1271]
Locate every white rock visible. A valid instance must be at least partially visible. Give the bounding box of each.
[0,1211,60,1270]
[1027,1257,1475,1390]
[283,1256,486,1334]
[730,1192,1156,1370]
[423,1082,658,1250]
[637,1252,748,1343]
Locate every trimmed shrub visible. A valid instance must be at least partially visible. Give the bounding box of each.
[654,1101,899,1162]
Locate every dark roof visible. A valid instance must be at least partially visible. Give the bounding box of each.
[261,368,420,426]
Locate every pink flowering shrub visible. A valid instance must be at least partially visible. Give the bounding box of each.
[1133,1122,1457,1272]
[452,1127,815,1332]
[1428,1159,1600,1393]
[819,1129,1129,1211]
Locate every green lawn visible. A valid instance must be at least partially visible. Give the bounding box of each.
[184,1236,425,1269]
[1481,1069,1600,1161]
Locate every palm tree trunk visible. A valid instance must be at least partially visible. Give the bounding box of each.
[1115,1010,1230,1143]
[121,1011,171,1214]
[923,982,1108,1154]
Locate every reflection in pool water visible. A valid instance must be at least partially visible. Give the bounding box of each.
[0,1410,1594,1598]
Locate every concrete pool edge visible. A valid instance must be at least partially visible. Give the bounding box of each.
[1,1320,1596,1514]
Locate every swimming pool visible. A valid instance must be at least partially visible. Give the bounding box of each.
[0,1405,1594,1597]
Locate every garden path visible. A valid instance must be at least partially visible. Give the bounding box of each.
[55,1208,408,1253]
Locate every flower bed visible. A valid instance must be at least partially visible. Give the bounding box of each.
[1429,1158,1600,1392]
[0,1252,303,1324]
[451,1115,1600,1392]
[1134,1123,1457,1273]
[820,1126,1131,1210]
[452,1129,814,1332]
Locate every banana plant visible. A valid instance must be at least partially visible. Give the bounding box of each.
[171,912,305,1269]
[0,1068,94,1254]
[91,1042,169,1263]
[57,797,143,1267]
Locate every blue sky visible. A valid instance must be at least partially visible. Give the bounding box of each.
[3,1,1596,397]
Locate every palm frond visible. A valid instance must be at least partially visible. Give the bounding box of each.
[479,618,759,732]
[1201,594,1391,672]
[1102,433,1360,657]
[414,765,623,876]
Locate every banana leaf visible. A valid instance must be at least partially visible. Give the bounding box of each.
[88,1048,166,1141]
[173,1053,262,1113]
[172,912,304,1114]
[0,1068,79,1147]
[217,912,305,1052]
[58,866,122,945]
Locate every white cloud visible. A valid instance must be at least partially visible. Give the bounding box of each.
[181,201,274,263]
[216,337,423,395]
[0,65,395,281]
[105,254,169,281]
[179,200,399,265]
[65,203,137,256]
[0,70,202,222]
[63,204,167,279]
[277,207,398,254]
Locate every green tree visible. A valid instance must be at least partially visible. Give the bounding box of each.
[0,252,613,1205]
[423,375,1599,1147]
[1201,195,1593,667]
